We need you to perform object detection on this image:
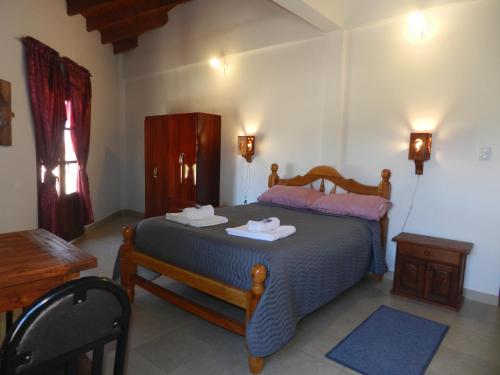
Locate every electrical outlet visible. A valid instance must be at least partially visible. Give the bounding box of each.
[479,147,492,161]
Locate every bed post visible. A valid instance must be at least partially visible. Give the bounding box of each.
[120,226,137,302]
[378,169,392,249]
[371,169,392,282]
[246,264,267,374]
[379,169,392,200]
[268,163,279,188]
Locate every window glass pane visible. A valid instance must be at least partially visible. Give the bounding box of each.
[40,165,60,195]
[64,100,72,129]
[65,163,78,195]
[64,129,77,162]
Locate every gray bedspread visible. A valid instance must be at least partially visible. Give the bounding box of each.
[130,203,387,357]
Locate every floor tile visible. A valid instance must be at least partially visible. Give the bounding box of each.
[135,329,213,373]
[103,348,166,375]
[74,214,500,375]
[264,348,343,375]
[127,304,185,349]
[427,346,500,375]
[441,324,500,365]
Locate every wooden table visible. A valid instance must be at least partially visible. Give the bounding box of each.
[0,229,97,328]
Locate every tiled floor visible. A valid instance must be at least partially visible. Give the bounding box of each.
[75,214,500,375]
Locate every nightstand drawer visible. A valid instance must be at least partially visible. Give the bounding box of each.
[398,242,461,265]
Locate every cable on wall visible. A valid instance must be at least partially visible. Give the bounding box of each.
[243,161,251,205]
[401,175,421,233]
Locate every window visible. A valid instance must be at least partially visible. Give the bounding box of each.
[40,101,78,195]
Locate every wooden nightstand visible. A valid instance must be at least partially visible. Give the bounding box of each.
[392,232,472,311]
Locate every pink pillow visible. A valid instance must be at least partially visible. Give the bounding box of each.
[258,185,325,209]
[309,193,391,221]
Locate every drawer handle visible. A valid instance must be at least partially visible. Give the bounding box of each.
[424,250,430,256]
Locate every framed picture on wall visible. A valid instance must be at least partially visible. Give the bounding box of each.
[0,79,13,146]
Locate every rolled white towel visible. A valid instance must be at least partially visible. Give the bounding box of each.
[182,205,215,220]
[226,225,296,242]
[247,217,280,232]
[166,213,228,228]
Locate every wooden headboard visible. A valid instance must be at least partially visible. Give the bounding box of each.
[267,164,392,250]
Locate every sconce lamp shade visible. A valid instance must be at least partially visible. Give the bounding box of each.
[238,136,255,163]
[408,132,432,175]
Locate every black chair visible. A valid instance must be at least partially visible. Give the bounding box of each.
[0,277,130,375]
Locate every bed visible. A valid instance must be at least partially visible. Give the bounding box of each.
[119,164,392,374]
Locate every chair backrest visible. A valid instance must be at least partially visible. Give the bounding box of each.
[0,277,130,375]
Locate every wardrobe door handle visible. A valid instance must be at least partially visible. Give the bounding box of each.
[179,153,184,183]
[153,167,158,179]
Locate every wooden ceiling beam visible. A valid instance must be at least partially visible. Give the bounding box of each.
[100,11,169,44]
[65,0,192,54]
[113,36,138,54]
[86,0,183,31]
[67,0,115,16]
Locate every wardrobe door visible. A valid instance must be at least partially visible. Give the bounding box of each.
[145,116,169,217]
[196,114,221,206]
[177,114,197,205]
[163,114,196,212]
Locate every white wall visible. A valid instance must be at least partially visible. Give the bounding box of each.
[340,0,500,296]
[121,0,499,297]
[2,0,496,297]
[121,0,342,211]
[122,0,323,78]
[0,0,122,231]
[343,0,466,28]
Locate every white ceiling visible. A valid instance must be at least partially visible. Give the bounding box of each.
[271,0,470,30]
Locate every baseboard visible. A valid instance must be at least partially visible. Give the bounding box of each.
[383,271,394,280]
[117,209,144,219]
[383,271,498,307]
[80,209,144,233]
[463,288,499,306]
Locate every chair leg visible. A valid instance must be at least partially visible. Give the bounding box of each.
[6,311,13,331]
[248,355,264,374]
[66,357,78,375]
[113,337,128,375]
[91,345,104,375]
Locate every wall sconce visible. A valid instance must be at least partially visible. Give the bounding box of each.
[408,11,431,40]
[408,133,432,175]
[238,136,255,163]
[210,57,229,76]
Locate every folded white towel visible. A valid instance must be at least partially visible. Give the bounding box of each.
[182,205,215,220]
[165,213,228,228]
[226,225,296,242]
[247,217,280,232]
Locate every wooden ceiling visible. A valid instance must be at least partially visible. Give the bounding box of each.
[66,0,191,54]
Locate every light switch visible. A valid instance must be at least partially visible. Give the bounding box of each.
[479,147,492,161]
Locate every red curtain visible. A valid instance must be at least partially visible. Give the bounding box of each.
[22,37,66,235]
[63,58,94,225]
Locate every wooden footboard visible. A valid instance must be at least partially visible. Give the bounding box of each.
[119,226,267,374]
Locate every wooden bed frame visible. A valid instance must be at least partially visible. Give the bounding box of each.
[119,164,391,374]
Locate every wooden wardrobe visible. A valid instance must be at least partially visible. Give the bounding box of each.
[144,113,221,217]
